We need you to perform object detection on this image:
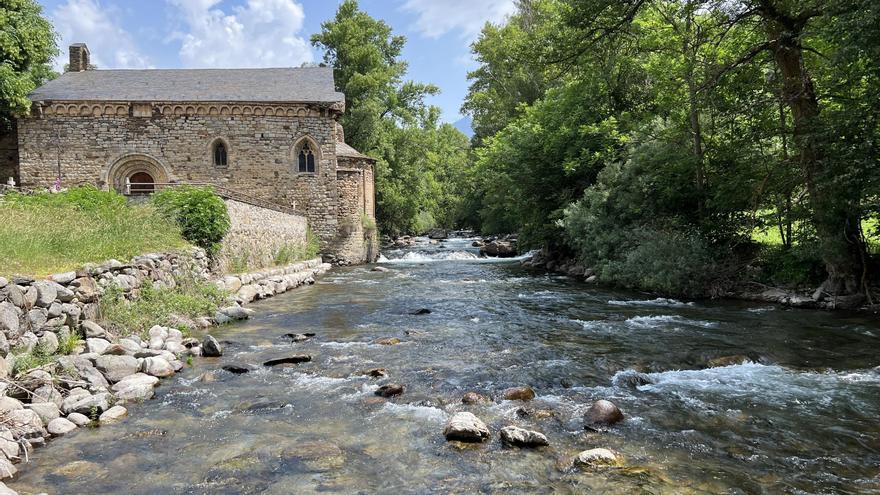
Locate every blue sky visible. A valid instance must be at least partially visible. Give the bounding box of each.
[36,0,516,123]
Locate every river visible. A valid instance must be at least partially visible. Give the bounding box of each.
[11,238,880,494]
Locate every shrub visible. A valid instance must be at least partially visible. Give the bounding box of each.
[273,228,321,266]
[152,186,230,255]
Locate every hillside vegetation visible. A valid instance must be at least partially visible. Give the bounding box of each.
[0,187,187,276]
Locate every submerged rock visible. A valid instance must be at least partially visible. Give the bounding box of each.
[444,412,490,443]
[502,386,536,401]
[283,333,315,342]
[612,370,653,388]
[461,392,490,405]
[573,448,623,468]
[375,384,404,397]
[364,368,387,378]
[222,364,252,374]
[500,426,549,447]
[263,355,311,367]
[707,354,750,368]
[585,399,624,429]
[371,266,389,273]
[375,337,401,345]
[411,308,432,315]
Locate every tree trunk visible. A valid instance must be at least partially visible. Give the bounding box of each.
[684,6,706,219]
[763,13,866,300]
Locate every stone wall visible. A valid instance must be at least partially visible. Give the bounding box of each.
[334,156,378,264]
[217,199,309,274]
[17,106,340,250]
[0,127,18,185]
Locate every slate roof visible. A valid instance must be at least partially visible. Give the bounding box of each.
[28,67,344,104]
[336,142,374,161]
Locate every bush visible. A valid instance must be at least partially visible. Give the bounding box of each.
[0,186,186,276]
[152,186,230,255]
[273,228,320,266]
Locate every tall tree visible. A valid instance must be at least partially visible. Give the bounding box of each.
[0,0,57,131]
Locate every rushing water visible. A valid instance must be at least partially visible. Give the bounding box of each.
[12,238,880,494]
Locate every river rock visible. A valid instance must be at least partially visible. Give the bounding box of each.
[64,391,110,415]
[85,338,111,354]
[284,332,315,342]
[37,332,59,355]
[7,409,45,439]
[371,266,389,272]
[25,402,60,425]
[95,355,139,382]
[612,370,653,388]
[573,448,623,468]
[81,320,107,339]
[101,344,130,356]
[707,355,750,368]
[222,364,251,374]
[411,308,431,315]
[500,426,549,447]
[480,240,517,258]
[47,417,77,436]
[443,412,490,443]
[0,303,19,338]
[462,392,490,404]
[201,335,222,357]
[364,368,387,378]
[502,386,536,401]
[141,357,175,377]
[585,399,624,428]
[99,405,128,424]
[0,462,17,481]
[0,397,20,414]
[376,337,401,345]
[375,384,404,397]
[112,372,159,391]
[263,355,311,367]
[218,305,253,321]
[33,385,63,408]
[67,413,91,426]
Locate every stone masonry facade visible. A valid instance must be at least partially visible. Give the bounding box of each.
[15,44,378,265]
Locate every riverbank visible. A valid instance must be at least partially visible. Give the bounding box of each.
[0,251,329,493]
[7,236,878,494]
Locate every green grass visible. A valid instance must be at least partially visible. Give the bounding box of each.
[0,187,187,277]
[272,228,321,266]
[100,276,228,338]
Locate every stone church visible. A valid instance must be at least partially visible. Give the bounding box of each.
[13,43,377,264]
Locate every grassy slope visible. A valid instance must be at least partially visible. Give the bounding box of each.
[0,188,187,277]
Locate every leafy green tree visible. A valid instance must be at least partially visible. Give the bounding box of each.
[0,0,57,130]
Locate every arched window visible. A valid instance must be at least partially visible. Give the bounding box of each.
[298,141,316,173]
[213,140,228,167]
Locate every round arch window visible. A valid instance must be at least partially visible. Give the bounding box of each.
[128,172,155,195]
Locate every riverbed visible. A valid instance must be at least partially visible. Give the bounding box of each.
[11,238,880,494]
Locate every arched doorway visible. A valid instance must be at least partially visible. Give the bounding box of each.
[104,154,171,195]
[128,171,155,195]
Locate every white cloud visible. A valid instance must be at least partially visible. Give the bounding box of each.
[51,0,153,70]
[401,0,516,40]
[167,0,313,68]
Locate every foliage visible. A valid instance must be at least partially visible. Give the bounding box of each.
[152,186,230,256]
[313,1,474,236]
[0,0,57,130]
[462,0,880,297]
[56,332,83,356]
[0,187,186,277]
[10,346,54,376]
[100,276,227,339]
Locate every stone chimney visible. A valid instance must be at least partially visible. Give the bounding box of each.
[336,121,345,143]
[68,43,91,72]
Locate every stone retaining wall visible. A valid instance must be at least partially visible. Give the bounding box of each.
[216,199,309,274]
[0,252,330,494]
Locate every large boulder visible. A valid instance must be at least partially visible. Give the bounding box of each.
[141,357,175,377]
[500,426,549,447]
[584,399,624,429]
[63,391,110,415]
[32,281,57,308]
[24,402,60,425]
[99,405,128,424]
[81,320,107,339]
[480,240,517,258]
[443,412,490,443]
[94,355,139,383]
[375,384,404,398]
